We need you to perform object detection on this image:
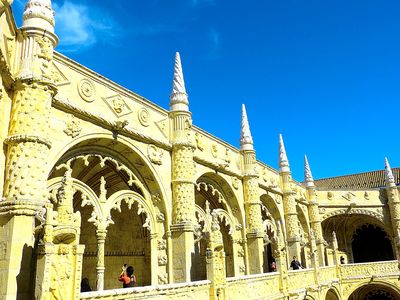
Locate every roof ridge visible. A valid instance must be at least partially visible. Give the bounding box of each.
[315,167,400,182]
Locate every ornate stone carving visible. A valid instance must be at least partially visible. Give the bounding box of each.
[224,148,231,163]
[157,239,167,251]
[211,143,218,158]
[195,132,205,151]
[35,36,53,79]
[23,0,55,26]
[147,144,163,165]
[342,192,356,201]
[240,104,253,150]
[103,94,132,117]
[138,107,151,127]
[152,194,162,204]
[63,115,82,138]
[158,273,168,285]
[78,79,96,102]
[158,254,167,266]
[232,177,240,190]
[157,212,165,223]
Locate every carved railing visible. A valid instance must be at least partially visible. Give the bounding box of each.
[80,280,211,300]
[225,273,281,299]
[339,260,400,280]
[319,266,337,283]
[287,269,315,291]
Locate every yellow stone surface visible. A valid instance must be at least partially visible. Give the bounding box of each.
[0,2,400,300]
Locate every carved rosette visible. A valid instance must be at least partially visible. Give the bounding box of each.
[4,83,54,202]
[138,107,151,127]
[172,145,195,225]
[78,79,96,102]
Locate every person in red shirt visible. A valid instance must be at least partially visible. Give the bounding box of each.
[118,265,137,288]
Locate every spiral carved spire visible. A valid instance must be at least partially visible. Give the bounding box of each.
[22,0,55,32]
[170,52,189,111]
[304,155,315,188]
[279,134,290,173]
[385,157,396,187]
[240,104,254,151]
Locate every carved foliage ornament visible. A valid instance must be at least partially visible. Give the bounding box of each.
[147,144,163,165]
[64,115,82,138]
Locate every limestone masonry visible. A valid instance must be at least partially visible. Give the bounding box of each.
[0,1,399,299]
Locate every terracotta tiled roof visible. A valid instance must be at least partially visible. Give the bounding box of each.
[314,168,400,190]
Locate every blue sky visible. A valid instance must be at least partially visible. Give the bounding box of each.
[11,0,400,181]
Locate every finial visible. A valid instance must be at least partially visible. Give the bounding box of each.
[279,134,290,173]
[240,104,254,151]
[385,157,396,187]
[170,52,189,112]
[304,155,315,188]
[22,0,55,33]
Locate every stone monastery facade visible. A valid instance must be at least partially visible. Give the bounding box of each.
[1,1,400,300]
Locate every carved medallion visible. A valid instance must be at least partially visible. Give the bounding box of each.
[78,79,96,102]
[148,145,163,165]
[138,107,151,127]
[103,94,132,117]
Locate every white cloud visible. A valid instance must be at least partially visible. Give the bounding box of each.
[53,1,118,52]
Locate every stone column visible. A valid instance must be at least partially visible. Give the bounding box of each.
[0,2,58,298]
[240,104,264,274]
[206,211,227,300]
[273,222,288,294]
[279,135,301,262]
[281,175,301,261]
[304,156,326,266]
[385,158,400,260]
[169,52,195,283]
[242,156,264,274]
[96,229,107,291]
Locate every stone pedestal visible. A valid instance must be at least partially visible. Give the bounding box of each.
[35,243,84,300]
[247,234,264,274]
[171,224,194,283]
[0,213,36,300]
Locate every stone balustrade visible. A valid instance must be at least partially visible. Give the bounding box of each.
[79,261,400,300]
[287,268,315,291]
[225,272,281,299]
[80,280,211,300]
[339,260,400,280]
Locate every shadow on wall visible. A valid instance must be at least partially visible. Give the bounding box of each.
[16,243,35,300]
